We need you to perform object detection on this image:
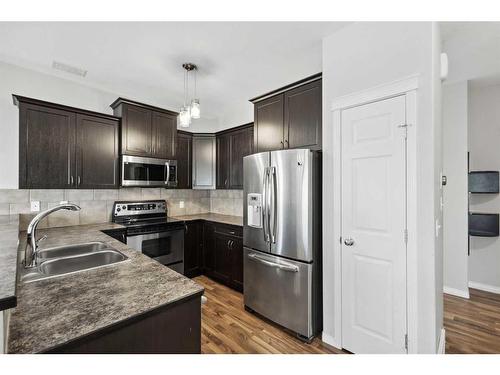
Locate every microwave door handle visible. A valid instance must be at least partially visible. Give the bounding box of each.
[165,162,170,185]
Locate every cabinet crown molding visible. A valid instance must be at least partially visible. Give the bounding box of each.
[110,97,179,116]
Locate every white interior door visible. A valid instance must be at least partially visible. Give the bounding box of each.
[341,95,407,354]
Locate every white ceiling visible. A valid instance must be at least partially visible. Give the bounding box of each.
[441,22,500,88]
[0,22,349,132]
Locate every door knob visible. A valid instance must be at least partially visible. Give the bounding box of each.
[344,238,355,246]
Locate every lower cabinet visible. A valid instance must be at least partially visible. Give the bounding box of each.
[184,221,203,278]
[184,220,243,292]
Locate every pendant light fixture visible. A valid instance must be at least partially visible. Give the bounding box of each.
[179,63,200,127]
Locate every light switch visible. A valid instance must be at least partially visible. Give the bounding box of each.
[179,201,185,208]
[30,201,40,212]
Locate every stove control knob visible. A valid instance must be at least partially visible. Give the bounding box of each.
[117,208,121,212]
[122,205,127,210]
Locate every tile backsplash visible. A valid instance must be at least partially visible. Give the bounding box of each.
[0,188,243,230]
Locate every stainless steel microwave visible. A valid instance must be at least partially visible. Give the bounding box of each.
[121,155,177,187]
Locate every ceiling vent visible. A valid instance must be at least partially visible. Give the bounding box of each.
[52,61,87,77]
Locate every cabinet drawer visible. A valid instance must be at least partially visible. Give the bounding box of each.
[214,223,242,237]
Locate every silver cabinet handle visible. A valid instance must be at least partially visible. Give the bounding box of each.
[70,176,74,186]
[344,238,355,246]
[77,176,81,186]
[247,253,298,272]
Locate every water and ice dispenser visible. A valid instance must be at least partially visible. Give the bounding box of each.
[247,193,262,228]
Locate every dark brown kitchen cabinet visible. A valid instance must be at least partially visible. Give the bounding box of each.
[253,95,284,152]
[216,123,253,190]
[202,222,215,275]
[213,232,233,285]
[76,114,119,189]
[176,131,192,189]
[216,134,230,189]
[229,126,253,189]
[111,98,178,159]
[121,104,152,156]
[284,79,322,149]
[184,221,203,278]
[230,236,243,291]
[15,95,120,189]
[251,74,322,152]
[152,111,177,159]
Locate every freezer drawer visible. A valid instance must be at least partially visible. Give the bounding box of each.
[244,247,317,339]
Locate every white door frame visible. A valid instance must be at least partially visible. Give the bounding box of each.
[322,75,418,353]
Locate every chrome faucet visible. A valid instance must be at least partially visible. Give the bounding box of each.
[24,203,81,268]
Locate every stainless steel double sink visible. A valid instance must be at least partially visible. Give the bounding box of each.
[21,242,129,283]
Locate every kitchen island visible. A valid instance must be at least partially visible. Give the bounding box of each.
[5,222,204,354]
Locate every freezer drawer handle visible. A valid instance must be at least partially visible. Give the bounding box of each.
[247,253,299,272]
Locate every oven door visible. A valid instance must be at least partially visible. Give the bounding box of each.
[127,229,184,273]
[122,155,169,187]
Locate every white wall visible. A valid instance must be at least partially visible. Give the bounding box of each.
[468,84,500,292]
[442,81,469,298]
[0,61,220,189]
[322,22,442,353]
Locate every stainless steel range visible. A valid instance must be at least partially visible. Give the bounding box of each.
[111,200,185,274]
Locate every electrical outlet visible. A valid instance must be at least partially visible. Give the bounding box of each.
[179,201,185,209]
[30,201,40,212]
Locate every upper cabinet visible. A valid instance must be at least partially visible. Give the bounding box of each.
[15,95,120,189]
[216,124,253,190]
[192,135,216,190]
[251,74,322,153]
[176,131,193,189]
[110,98,178,159]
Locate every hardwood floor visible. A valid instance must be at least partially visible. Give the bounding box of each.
[197,276,500,354]
[195,275,344,354]
[444,288,500,354]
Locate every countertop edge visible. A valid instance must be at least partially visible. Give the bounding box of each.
[0,215,20,312]
[38,288,204,354]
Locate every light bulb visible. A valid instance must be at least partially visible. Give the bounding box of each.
[190,99,200,119]
[179,106,191,128]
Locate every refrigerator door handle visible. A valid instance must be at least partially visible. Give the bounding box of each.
[262,167,270,242]
[270,166,277,244]
[247,253,298,272]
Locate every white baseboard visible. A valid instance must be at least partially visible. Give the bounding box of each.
[321,332,342,350]
[443,286,470,299]
[468,281,500,294]
[438,329,446,354]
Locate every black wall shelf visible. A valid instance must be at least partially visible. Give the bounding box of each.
[469,171,499,194]
[469,212,499,237]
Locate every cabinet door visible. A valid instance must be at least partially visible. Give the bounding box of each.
[229,126,253,189]
[176,132,192,189]
[153,111,177,159]
[122,104,153,156]
[254,94,284,152]
[230,236,244,292]
[284,79,322,149]
[19,103,76,189]
[213,232,232,285]
[76,114,119,189]
[184,221,202,278]
[203,222,215,274]
[192,136,216,189]
[216,134,230,189]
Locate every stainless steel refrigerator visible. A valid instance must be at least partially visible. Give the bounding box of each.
[243,149,321,341]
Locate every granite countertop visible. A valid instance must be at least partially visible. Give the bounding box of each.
[0,215,20,311]
[173,213,243,227]
[7,223,204,354]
